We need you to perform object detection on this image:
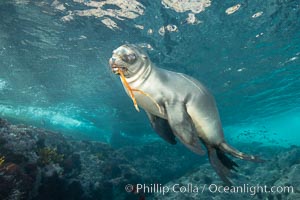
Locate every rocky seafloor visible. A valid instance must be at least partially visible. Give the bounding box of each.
[0,118,299,200]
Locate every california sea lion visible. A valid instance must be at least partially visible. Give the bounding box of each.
[109,44,263,184]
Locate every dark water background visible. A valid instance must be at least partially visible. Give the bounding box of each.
[0,0,300,146]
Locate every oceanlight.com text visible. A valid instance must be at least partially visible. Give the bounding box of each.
[125,183,294,196]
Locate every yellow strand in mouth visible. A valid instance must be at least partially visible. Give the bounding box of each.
[118,69,139,112]
[118,69,162,114]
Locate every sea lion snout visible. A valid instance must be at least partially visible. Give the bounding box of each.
[109,57,116,65]
[109,47,131,74]
[109,57,121,74]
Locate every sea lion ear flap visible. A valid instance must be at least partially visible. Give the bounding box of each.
[141,54,148,59]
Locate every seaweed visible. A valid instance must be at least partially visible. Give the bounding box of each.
[0,156,5,166]
[37,147,64,166]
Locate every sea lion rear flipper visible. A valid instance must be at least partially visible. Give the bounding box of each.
[165,103,205,155]
[146,112,177,145]
[206,145,238,186]
[219,142,265,162]
[206,142,264,185]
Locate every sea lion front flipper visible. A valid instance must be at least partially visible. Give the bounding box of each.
[146,112,177,145]
[165,103,205,155]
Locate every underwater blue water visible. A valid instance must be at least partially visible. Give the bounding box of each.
[0,0,299,147]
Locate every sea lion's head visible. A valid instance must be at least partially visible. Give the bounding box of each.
[109,44,150,77]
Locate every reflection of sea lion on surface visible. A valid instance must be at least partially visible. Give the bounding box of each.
[109,44,263,184]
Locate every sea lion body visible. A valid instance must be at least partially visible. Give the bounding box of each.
[109,44,262,184]
[125,67,222,145]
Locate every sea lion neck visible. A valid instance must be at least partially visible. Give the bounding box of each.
[125,62,153,87]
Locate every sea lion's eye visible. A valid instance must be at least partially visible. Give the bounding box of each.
[122,53,136,64]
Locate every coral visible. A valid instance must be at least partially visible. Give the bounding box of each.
[37,147,64,166]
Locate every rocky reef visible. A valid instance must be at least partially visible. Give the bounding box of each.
[0,118,139,200]
[0,118,299,200]
[0,118,202,200]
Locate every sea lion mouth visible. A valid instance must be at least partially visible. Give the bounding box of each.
[111,64,127,75]
[109,57,128,75]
